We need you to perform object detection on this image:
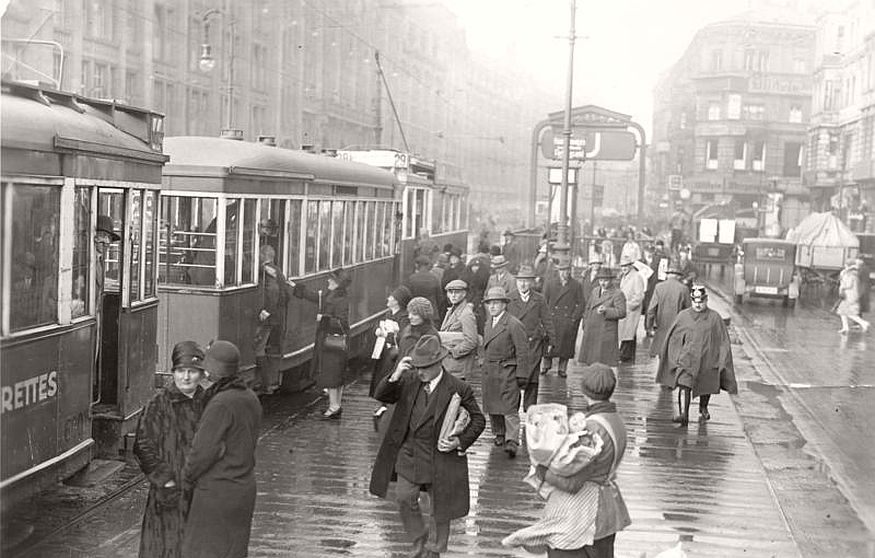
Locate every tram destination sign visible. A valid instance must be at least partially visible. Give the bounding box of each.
[542,129,637,161]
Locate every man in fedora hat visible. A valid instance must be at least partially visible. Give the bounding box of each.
[508,264,554,409]
[645,262,690,360]
[578,267,626,367]
[581,257,603,306]
[252,244,289,395]
[487,254,518,298]
[617,255,646,363]
[481,286,531,458]
[439,279,478,381]
[89,214,122,395]
[657,286,737,426]
[542,261,585,377]
[370,335,485,558]
[183,340,262,558]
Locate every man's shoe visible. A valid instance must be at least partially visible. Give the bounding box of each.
[505,441,518,458]
[493,435,505,447]
[698,410,710,422]
[558,370,567,378]
[540,369,550,375]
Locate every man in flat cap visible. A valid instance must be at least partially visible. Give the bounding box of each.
[657,286,737,425]
[439,279,478,381]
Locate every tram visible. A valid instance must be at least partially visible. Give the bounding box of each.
[157,136,402,392]
[0,80,167,505]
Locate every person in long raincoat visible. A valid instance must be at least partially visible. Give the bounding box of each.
[617,256,646,363]
[542,262,584,378]
[656,286,737,425]
[578,268,626,368]
[508,264,555,411]
[644,265,690,359]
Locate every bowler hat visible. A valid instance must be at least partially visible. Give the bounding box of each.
[580,363,616,400]
[409,335,449,368]
[491,255,508,268]
[203,340,240,380]
[96,215,121,242]
[515,264,537,279]
[595,268,614,280]
[482,286,511,303]
[690,285,708,301]
[445,279,468,291]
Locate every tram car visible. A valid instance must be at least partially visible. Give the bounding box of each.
[1,80,167,506]
[157,136,402,392]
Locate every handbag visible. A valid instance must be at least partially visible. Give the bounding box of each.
[323,333,348,353]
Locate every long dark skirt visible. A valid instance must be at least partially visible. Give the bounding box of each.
[369,346,399,398]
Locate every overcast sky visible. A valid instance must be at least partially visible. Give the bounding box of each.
[443,0,807,135]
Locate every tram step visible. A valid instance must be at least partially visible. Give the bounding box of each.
[64,459,126,488]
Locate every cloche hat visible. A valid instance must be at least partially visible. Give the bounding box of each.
[407,297,436,321]
[171,340,205,371]
[203,340,240,380]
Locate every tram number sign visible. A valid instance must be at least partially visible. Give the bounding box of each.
[545,130,637,161]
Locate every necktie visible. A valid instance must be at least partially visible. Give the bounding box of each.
[423,382,432,395]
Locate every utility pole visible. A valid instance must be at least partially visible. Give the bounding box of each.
[554,0,577,267]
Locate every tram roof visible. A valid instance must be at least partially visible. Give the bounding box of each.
[0,80,167,163]
[164,136,398,189]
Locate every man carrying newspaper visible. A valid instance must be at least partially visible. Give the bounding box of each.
[369,335,486,558]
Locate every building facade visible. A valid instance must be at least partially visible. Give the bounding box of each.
[1,0,554,223]
[652,15,816,232]
[806,0,875,233]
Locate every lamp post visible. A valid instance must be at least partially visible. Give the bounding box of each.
[554,0,578,268]
[199,9,236,132]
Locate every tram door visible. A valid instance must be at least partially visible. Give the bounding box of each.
[93,190,125,406]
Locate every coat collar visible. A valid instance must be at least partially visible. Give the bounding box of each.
[483,312,508,346]
[414,371,452,430]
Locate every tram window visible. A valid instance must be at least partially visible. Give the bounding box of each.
[224,199,240,285]
[98,192,124,292]
[241,199,257,284]
[318,201,331,270]
[367,202,377,260]
[71,187,92,318]
[375,202,386,257]
[8,184,60,331]
[287,199,302,277]
[331,200,344,268]
[404,189,415,239]
[159,196,217,287]
[356,200,366,262]
[304,200,318,274]
[432,192,442,235]
[343,202,355,266]
[129,190,143,302]
[143,190,158,298]
[384,202,395,256]
[260,199,285,273]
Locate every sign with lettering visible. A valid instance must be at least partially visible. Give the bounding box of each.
[2,370,58,413]
[542,129,637,161]
[748,75,811,95]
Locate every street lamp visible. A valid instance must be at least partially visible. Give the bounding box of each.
[199,9,235,132]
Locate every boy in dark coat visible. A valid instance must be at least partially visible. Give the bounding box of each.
[369,335,485,558]
[508,264,555,411]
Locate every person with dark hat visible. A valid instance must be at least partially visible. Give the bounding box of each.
[89,214,122,395]
[502,229,522,274]
[370,285,413,425]
[543,261,585,377]
[182,340,262,558]
[581,258,603,306]
[288,268,351,419]
[441,247,469,291]
[407,254,444,320]
[656,286,738,425]
[487,254,518,298]
[465,253,491,335]
[252,244,289,395]
[578,268,626,368]
[439,279,478,381]
[481,286,531,458]
[645,262,690,360]
[369,335,486,558]
[525,363,631,557]
[508,264,555,410]
[134,341,207,558]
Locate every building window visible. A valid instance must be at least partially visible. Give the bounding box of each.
[93,63,107,97]
[734,140,747,170]
[789,105,803,123]
[744,49,755,71]
[708,103,721,121]
[757,51,770,72]
[711,50,723,71]
[793,58,806,74]
[727,94,741,120]
[252,43,267,91]
[752,141,766,171]
[705,139,719,170]
[783,142,802,177]
[824,80,836,110]
[679,112,687,129]
[743,104,765,120]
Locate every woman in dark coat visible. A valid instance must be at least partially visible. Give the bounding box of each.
[134,341,206,558]
[370,285,413,420]
[542,263,584,377]
[290,268,351,419]
[578,268,626,367]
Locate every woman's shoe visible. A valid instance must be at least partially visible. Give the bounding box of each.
[322,407,342,420]
[698,410,711,422]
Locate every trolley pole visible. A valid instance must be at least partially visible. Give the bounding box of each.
[555,0,577,268]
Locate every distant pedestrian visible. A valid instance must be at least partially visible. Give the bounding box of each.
[855,254,871,316]
[542,262,584,378]
[508,264,555,410]
[481,286,531,458]
[502,229,523,274]
[441,247,469,291]
[643,240,669,315]
[439,279,479,381]
[466,255,490,334]
[620,232,642,265]
[836,258,871,333]
[645,264,691,359]
[289,268,351,419]
[656,286,738,425]
[617,256,646,364]
[407,255,444,316]
[369,335,486,558]
[134,341,206,558]
[487,254,518,297]
[578,268,626,368]
[414,228,439,263]
[182,341,262,558]
[370,285,413,426]
[252,244,288,395]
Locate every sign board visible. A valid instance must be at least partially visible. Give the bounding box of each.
[542,128,637,161]
[336,149,408,170]
[547,167,578,184]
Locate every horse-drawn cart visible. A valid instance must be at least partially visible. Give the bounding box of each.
[785,212,859,291]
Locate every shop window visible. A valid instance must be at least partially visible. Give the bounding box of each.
[159,196,218,287]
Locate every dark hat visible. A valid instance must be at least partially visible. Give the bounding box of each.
[595,268,614,280]
[409,335,449,369]
[580,363,616,400]
[450,247,463,258]
[443,243,454,253]
[329,267,351,287]
[445,279,468,291]
[482,286,511,303]
[489,245,503,257]
[96,215,121,242]
[666,261,683,275]
[690,285,708,301]
[390,285,413,308]
[203,340,240,380]
[415,255,432,268]
[491,254,508,268]
[515,264,537,279]
[407,297,435,321]
[171,341,205,371]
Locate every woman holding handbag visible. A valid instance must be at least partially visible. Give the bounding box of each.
[289,268,351,419]
[369,285,413,426]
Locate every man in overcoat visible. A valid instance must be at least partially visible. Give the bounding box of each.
[645,265,690,360]
[253,244,288,394]
[182,341,262,558]
[508,265,555,411]
[369,335,485,558]
[581,258,603,306]
[578,268,626,367]
[481,286,531,458]
[656,286,737,426]
[487,255,518,297]
[542,262,584,377]
[407,255,444,317]
[617,256,646,363]
[439,279,479,380]
[502,229,523,274]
